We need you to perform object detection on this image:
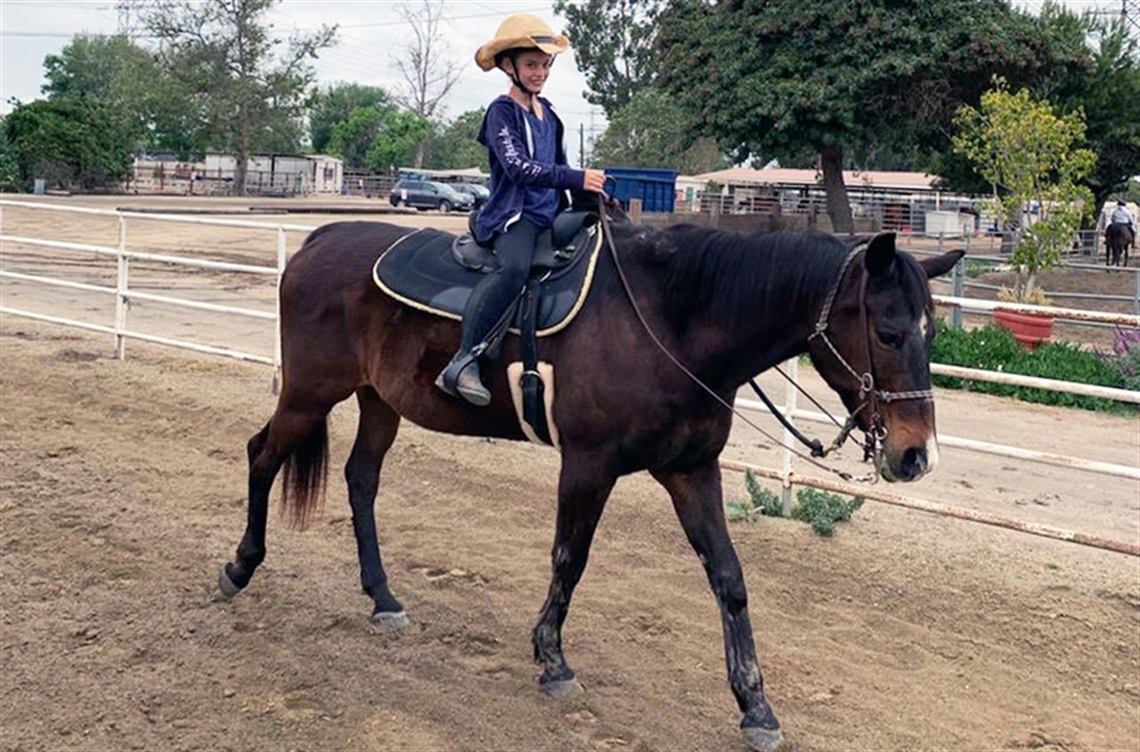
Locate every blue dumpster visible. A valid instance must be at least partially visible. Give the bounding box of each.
[603,167,678,213]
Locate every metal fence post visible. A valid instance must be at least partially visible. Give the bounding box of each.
[950,255,965,330]
[272,226,286,394]
[114,214,129,360]
[780,357,798,516]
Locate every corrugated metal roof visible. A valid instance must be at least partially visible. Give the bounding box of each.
[689,167,941,191]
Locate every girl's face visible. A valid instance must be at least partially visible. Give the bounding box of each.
[505,50,554,93]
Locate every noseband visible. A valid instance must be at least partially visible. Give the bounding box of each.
[806,244,935,460]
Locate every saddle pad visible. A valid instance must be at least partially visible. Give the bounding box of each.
[373,226,602,337]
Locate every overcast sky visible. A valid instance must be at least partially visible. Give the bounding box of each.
[0,0,606,165]
[0,0,1126,167]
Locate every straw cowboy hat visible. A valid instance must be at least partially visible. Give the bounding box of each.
[475,13,570,71]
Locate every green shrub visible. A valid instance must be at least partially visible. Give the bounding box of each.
[931,320,1135,413]
[964,257,998,279]
[791,488,864,537]
[727,475,865,538]
[726,470,783,522]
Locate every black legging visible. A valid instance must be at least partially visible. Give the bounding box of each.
[459,217,543,353]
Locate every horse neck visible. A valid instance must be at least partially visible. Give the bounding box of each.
[659,230,848,392]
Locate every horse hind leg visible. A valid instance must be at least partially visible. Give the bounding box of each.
[219,400,333,597]
[345,387,407,629]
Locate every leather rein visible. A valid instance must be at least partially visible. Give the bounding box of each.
[595,196,932,482]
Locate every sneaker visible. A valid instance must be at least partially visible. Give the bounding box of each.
[435,359,491,407]
[455,363,491,406]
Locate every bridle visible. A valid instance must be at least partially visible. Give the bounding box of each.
[595,196,932,482]
[799,244,935,464]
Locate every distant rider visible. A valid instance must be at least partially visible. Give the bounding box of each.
[1110,200,1134,230]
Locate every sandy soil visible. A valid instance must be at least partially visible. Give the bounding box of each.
[1,195,1138,752]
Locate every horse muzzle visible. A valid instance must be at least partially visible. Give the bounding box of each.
[877,432,939,483]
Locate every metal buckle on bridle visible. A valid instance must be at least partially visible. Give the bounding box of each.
[858,372,874,398]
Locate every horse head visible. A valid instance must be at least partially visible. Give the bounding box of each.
[807,233,963,482]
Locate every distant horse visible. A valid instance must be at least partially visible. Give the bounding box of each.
[218,218,962,751]
[1105,222,1134,267]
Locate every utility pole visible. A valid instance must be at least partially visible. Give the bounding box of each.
[1098,0,1140,34]
[1124,0,1140,34]
[579,124,585,168]
[116,0,137,40]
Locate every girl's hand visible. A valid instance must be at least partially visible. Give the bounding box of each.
[582,169,606,193]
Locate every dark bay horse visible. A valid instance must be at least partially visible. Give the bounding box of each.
[1106,222,1133,267]
[219,219,962,751]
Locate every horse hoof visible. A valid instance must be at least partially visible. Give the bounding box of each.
[369,610,409,631]
[218,565,243,598]
[742,726,784,752]
[541,677,581,698]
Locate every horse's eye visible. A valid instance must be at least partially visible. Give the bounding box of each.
[877,330,905,349]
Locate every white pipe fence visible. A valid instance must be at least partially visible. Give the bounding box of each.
[0,199,315,383]
[932,293,1140,327]
[2,200,1137,553]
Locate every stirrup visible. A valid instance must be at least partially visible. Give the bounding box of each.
[436,354,491,407]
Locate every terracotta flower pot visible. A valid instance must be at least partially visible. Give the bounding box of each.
[994,309,1054,350]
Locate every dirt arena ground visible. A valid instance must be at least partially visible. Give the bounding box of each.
[1,195,1138,752]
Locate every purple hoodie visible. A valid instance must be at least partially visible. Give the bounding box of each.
[474,95,586,245]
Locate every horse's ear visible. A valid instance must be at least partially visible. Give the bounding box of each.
[919,249,965,280]
[864,232,897,278]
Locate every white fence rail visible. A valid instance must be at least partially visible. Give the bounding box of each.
[932,293,1140,327]
[2,200,1137,554]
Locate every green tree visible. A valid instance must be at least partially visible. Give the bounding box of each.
[930,8,1140,220]
[590,88,728,173]
[421,108,487,170]
[1060,16,1140,217]
[363,109,429,173]
[328,105,384,169]
[0,117,22,190]
[554,0,663,115]
[953,80,1095,302]
[42,34,161,149]
[135,0,336,194]
[4,98,134,190]
[658,0,1057,232]
[308,83,392,154]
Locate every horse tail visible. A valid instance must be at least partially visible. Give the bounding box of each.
[280,417,329,530]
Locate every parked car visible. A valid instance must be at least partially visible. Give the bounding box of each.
[389,179,473,212]
[451,183,490,210]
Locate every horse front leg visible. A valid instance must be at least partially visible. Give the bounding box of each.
[532,450,616,697]
[651,461,783,752]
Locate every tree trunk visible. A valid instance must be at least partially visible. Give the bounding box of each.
[235,100,250,197]
[820,144,853,234]
[413,140,425,169]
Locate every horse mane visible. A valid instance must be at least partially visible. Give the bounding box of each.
[656,225,849,330]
